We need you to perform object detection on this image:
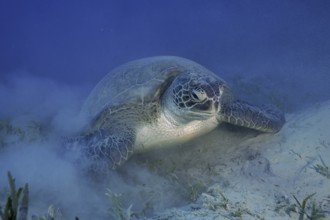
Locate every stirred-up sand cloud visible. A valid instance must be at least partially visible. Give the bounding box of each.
[0,72,88,132]
[0,72,193,219]
[0,73,110,218]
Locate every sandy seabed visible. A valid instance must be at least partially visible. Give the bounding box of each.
[138,100,330,219]
[0,100,330,220]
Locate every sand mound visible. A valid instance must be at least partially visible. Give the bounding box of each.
[145,100,330,219]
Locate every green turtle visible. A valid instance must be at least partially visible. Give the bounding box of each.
[66,56,285,171]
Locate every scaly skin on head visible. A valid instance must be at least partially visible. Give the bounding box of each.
[161,72,232,124]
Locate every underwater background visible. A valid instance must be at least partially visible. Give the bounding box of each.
[1,0,330,219]
[1,0,330,111]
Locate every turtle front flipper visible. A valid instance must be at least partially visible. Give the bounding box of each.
[219,100,285,133]
[63,128,135,171]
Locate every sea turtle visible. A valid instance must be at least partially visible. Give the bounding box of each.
[66,56,285,171]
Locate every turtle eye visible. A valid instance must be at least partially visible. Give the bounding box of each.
[191,88,207,102]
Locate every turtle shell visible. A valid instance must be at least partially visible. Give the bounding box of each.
[81,56,227,119]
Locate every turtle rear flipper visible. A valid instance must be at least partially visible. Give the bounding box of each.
[64,129,135,171]
[219,100,285,133]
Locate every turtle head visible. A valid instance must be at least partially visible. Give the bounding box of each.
[162,72,232,123]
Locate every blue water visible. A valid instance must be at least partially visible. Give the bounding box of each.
[1,0,330,111]
[1,1,330,219]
